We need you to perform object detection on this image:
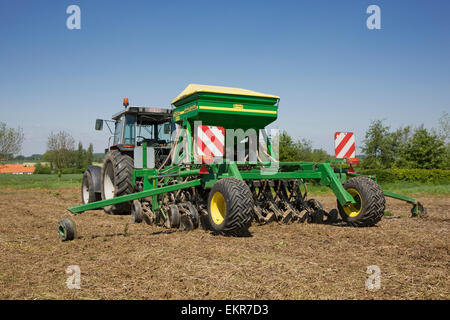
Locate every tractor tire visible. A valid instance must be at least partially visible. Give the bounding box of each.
[207,178,253,236]
[81,170,101,204]
[101,150,134,215]
[58,218,76,241]
[337,176,385,227]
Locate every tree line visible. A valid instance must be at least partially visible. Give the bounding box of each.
[0,122,24,160]
[360,113,449,169]
[278,131,332,163]
[34,131,100,181]
[1,112,448,180]
[278,112,449,170]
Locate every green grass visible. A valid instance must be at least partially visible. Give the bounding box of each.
[0,173,448,195]
[306,181,450,195]
[0,174,82,189]
[378,182,450,195]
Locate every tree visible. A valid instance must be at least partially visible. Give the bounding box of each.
[310,148,332,162]
[29,154,43,161]
[14,155,25,161]
[398,126,446,169]
[75,141,85,169]
[0,122,24,160]
[42,151,54,171]
[279,130,330,162]
[86,143,94,166]
[438,111,449,141]
[386,126,411,168]
[438,112,450,168]
[279,131,302,162]
[361,120,392,168]
[46,131,75,181]
[360,120,410,169]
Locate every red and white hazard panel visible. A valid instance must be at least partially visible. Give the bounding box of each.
[196,125,225,162]
[334,132,356,159]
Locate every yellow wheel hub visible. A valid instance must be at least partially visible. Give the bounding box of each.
[210,192,226,225]
[343,188,363,217]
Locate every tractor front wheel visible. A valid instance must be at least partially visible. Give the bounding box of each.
[337,176,385,227]
[207,178,253,236]
[81,170,101,204]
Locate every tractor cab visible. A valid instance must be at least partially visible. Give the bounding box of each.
[81,99,175,212]
[95,99,175,168]
[96,99,173,153]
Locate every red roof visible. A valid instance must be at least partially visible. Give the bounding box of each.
[0,164,35,174]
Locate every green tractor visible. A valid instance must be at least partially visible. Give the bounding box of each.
[58,84,426,241]
[81,101,174,215]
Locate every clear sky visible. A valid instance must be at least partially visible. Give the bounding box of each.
[1,0,449,156]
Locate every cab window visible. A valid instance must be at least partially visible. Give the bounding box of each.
[113,119,122,145]
[157,122,172,143]
[123,114,136,145]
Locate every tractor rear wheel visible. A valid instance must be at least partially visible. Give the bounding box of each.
[101,150,134,215]
[207,178,253,236]
[337,176,385,227]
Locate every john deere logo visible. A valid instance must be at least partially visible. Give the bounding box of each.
[174,105,198,118]
[233,104,244,109]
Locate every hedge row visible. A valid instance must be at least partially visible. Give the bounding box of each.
[34,167,85,174]
[356,168,450,183]
[61,168,86,174]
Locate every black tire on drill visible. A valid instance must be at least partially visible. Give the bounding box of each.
[101,150,134,215]
[58,218,76,241]
[337,176,385,227]
[207,178,254,237]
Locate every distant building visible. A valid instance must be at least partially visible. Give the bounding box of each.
[0,164,35,174]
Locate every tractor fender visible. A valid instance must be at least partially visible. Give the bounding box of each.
[86,165,102,194]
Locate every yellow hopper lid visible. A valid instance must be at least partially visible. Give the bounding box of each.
[171,84,280,104]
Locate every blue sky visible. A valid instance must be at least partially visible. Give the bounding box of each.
[0,0,449,156]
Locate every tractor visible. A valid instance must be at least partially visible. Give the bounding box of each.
[57,84,426,241]
[80,101,174,215]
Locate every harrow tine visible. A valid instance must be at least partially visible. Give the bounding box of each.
[249,181,264,223]
[266,201,283,222]
[262,208,276,223]
[252,204,267,223]
[273,180,303,224]
[141,201,155,225]
[280,209,294,224]
[249,180,279,224]
[262,181,285,222]
[299,210,310,223]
